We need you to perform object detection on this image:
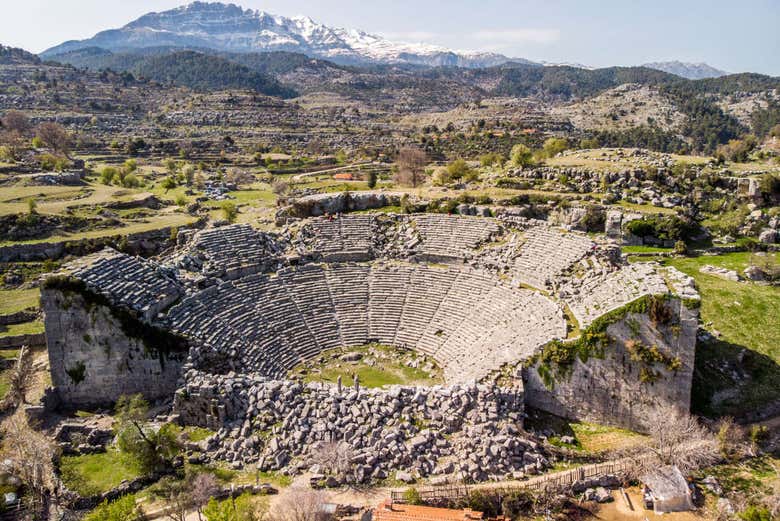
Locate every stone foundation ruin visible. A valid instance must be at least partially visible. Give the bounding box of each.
[42,214,699,482]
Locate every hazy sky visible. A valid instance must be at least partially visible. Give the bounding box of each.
[2,0,778,75]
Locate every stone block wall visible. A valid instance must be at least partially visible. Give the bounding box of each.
[523,297,697,432]
[42,288,187,409]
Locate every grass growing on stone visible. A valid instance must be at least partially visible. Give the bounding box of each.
[0,288,40,314]
[59,449,142,496]
[292,344,444,388]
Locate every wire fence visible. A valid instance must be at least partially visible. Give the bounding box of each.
[391,455,655,504]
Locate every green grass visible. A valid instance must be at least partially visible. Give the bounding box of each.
[0,213,196,246]
[0,320,44,337]
[664,253,779,360]
[59,450,142,496]
[621,245,673,254]
[696,456,779,498]
[182,426,215,443]
[0,288,39,314]
[294,344,443,388]
[526,409,646,454]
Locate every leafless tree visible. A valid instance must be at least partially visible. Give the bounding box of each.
[190,472,220,521]
[394,146,428,187]
[633,409,718,476]
[1,413,59,516]
[36,122,72,156]
[2,344,35,410]
[308,441,354,479]
[272,486,327,521]
[271,179,290,196]
[1,110,32,136]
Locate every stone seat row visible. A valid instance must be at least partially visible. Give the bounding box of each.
[164,262,565,384]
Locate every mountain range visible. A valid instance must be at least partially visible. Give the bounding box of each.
[40,1,725,79]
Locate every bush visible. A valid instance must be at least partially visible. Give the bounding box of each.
[510,144,534,168]
[738,506,772,521]
[121,173,140,188]
[203,492,260,521]
[403,487,423,505]
[83,495,143,521]
[221,201,238,223]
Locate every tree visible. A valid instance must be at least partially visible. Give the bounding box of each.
[221,201,238,223]
[366,170,377,189]
[115,394,180,474]
[203,492,263,521]
[637,409,718,476]
[393,147,428,187]
[542,137,569,158]
[161,176,178,192]
[35,121,72,156]
[1,413,59,516]
[308,441,354,479]
[84,495,145,521]
[2,344,35,409]
[191,473,220,521]
[446,159,474,181]
[510,144,534,168]
[1,110,31,136]
[183,164,196,186]
[272,487,326,521]
[26,198,37,215]
[100,166,118,185]
[152,472,218,521]
[165,158,180,176]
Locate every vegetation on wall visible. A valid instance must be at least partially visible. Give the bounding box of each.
[42,275,188,366]
[527,295,679,389]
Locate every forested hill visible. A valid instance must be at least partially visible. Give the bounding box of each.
[129,51,297,98]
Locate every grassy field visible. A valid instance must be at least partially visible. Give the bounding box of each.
[0,288,40,314]
[0,320,44,337]
[59,450,142,496]
[621,245,673,254]
[647,252,780,417]
[293,344,444,388]
[0,212,196,246]
[528,409,647,455]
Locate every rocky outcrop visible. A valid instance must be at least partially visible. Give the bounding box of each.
[523,297,698,432]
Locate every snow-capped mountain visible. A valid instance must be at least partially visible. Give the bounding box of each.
[41,1,529,68]
[642,61,729,79]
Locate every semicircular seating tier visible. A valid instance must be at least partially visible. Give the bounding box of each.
[295,214,503,263]
[165,262,566,383]
[179,224,286,279]
[559,261,670,327]
[495,217,598,290]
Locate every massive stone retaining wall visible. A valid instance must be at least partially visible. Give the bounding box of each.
[41,287,188,408]
[173,372,543,483]
[523,297,697,432]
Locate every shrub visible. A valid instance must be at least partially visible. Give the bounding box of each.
[121,173,140,188]
[100,167,118,185]
[403,487,423,505]
[738,506,772,521]
[221,201,238,223]
[83,495,143,521]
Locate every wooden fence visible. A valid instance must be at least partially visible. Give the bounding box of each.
[391,455,654,504]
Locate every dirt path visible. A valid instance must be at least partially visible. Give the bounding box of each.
[291,162,373,181]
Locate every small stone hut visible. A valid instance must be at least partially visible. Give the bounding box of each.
[641,465,694,513]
